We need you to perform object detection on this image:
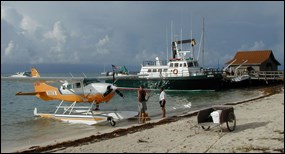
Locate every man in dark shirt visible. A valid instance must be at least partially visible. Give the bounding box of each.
[137,85,149,123]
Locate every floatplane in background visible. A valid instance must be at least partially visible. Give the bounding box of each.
[1,67,147,126]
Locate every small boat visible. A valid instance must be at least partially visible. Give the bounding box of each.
[10,71,31,77]
[102,65,131,77]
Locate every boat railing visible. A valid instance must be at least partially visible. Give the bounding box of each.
[203,68,223,75]
[250,70,284,80]
[142,60,168,66]
[138,69,223,78]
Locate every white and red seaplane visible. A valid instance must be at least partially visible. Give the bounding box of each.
[1,67,142,126]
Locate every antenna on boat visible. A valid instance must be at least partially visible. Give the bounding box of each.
[197,29,202,61]
[202,17,205,68]
[166,27,169,62]
[180,9,182,53]
[180,28,183,54]
[197,17,205,68]
[171,20,173,48]
[190,17,195,60]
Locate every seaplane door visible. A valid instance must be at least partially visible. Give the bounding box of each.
[72,82,84,94]
[59,81,84,95]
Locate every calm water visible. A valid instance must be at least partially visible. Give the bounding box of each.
[1,73,262,152]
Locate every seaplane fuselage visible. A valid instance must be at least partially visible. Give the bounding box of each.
[33,81,116,103]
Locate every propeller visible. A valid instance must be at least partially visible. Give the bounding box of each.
[110,64,124,98]
[115,89,124,98]
[103,85,113,97]
[103,85,124,98]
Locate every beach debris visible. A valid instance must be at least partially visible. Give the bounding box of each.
[29,146,40,149]
[137,139,148,143]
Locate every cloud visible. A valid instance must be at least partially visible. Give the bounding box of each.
[4,40,15,56]
[95,35,110,54]
[238,41,266,51]
[20,15,41,36]
[44,21,67,53]
[1,5,22,26]
[1,1,284,72]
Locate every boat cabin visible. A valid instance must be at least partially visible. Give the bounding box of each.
[138,57,204,78]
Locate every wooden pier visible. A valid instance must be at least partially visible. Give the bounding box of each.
[221,70,283,89]
[224,71,284,82]
[250,71,284,81]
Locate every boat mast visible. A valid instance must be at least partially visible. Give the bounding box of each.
[202,17,205,68]
[171,20,175,59]
[191,18,194,60]
[180,28,183,57]
[166,26,168,62]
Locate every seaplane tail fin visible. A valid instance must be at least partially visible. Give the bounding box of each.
[31,68,58,96]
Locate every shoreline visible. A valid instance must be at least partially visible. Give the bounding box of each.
[15,84,284,153]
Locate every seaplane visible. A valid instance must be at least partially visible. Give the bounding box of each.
[1,67,144,126]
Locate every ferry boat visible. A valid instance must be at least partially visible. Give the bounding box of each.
[105,39,224,90]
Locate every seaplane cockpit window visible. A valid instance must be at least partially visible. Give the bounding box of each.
[174,63,179,67]
[75,82,81,88]
[170,63,174,67]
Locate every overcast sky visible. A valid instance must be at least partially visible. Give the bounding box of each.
[1,1,284,73]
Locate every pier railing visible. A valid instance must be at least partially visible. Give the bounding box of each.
[142,60,168,66]
[250,71,284,81]
[225,70,284,81]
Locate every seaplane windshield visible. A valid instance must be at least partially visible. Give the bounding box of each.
[66,83,73,89]
[83,78,100,86]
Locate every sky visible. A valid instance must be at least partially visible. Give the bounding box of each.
[1,1,284,73]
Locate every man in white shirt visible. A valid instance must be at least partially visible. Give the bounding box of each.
[159,87,166,118]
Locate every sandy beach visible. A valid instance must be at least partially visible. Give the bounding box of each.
[17,85,284,153]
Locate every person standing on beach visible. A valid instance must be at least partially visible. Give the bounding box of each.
[159,87,166,118]
[137,85,149,123]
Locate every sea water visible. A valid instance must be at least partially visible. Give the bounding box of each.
[1,73,262,152]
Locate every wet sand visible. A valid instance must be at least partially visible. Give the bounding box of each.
[16,85,284,153]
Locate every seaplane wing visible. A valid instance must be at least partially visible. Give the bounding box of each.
[1,76,88,83]
[1,74,146,83]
